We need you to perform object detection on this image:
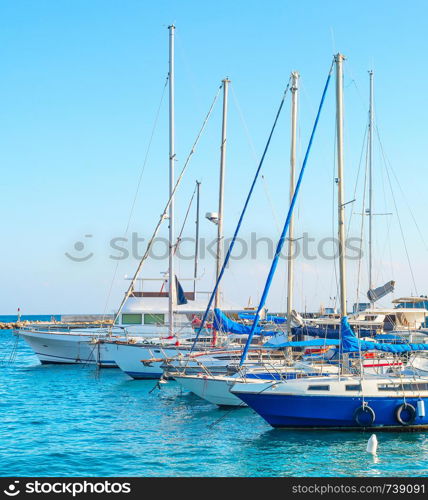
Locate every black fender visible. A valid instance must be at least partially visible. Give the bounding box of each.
[395,403,416,426]
[353,405,376,427]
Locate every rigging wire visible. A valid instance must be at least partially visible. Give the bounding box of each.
[230,85,282,232]
[175,182,198,255]
[376,128,428,253]
[375,126,418,295]
[239,60,335,366]
[261,175,282,233]
[230,82,287,314]
[159,183,198,293]
[102,76,169,319]
[355,128,370,304]
[346,124,368,238]
[188,76,294,355]
[113,83,223,324]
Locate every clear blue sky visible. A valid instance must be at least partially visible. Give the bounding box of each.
[2,0,428,314]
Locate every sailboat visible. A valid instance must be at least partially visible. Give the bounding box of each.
[231,54,428,430]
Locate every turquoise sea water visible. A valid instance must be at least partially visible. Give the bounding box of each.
[1,329,428,477]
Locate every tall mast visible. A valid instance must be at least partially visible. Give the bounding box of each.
[368,69,374,306]
[287,71,299,338]
[214,78,230,310]
[168,25,176,335]
[194,180,201,296]
[335,53,347,317]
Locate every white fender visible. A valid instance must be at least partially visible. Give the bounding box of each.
[417,400,426,418]
[366,434,378,455]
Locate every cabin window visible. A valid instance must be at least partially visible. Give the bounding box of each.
[345,384,362,391]
[307,385,330,391]
[122,313,142,325]
[378,383,400,391]
[143,313,165,325]
[378,382,428,391]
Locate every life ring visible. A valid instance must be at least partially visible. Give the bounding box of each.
[354,405,376,427]
[395,403,416,426]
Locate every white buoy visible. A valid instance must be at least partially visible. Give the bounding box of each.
[366,434,378,455]
[417,400,426,418]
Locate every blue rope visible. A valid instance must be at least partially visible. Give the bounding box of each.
[239,61,334,366]
[189,79,292,353]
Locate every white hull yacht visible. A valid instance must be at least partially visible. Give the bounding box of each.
[18,289,217,367]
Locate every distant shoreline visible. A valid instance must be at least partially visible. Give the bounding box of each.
[0,314,114,323]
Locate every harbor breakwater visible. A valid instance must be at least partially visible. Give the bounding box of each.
[0,314,114,330]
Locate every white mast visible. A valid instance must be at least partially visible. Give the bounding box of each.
[368,69,374,306]
[214,78,230,311]
[287,71,299,338]
[335,53,347,317]
[168,25,176,335]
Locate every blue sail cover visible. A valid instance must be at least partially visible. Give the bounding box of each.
[341,316,428,353]
[374,334,408,344]
[214,309,274,336]
[238,312,287,324]
[264,338,340,348]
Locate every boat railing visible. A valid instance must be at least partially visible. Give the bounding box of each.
[17,323,117,335]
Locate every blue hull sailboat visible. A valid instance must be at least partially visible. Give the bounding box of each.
[231,55,428,431]
[232,316,428,429]
[231,378,428,429]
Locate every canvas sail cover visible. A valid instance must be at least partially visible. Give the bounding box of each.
[367,280,395,303]
[264,338,340,348]
[238,312,287,324]
[341,316,428,353]
[213,308,275,336]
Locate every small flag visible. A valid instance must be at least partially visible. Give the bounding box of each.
[175,276,188,305]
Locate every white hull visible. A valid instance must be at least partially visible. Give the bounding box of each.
[105,341,186,379]
[18,330,113,366]
[174,374,244,406]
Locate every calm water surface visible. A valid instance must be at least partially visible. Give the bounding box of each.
[1,330,427,477]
